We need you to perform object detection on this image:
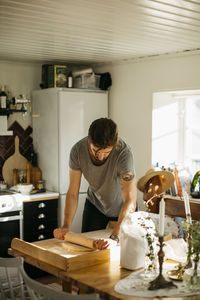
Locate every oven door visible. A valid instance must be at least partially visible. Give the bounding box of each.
[0,211,23,257]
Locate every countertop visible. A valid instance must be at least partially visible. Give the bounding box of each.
[22,190,59,202]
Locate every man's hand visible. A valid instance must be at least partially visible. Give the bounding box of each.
[93,238,118,250]
[53,227,69,240]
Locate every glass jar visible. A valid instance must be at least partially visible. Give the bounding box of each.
[183,254,200,290]
[17,169,27,183]
[36,180,46,192]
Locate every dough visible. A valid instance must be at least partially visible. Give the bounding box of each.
[62,242,94,252]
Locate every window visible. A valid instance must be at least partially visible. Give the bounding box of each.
[152,90,200,177]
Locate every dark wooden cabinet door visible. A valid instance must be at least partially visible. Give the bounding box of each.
[23,198,58,242]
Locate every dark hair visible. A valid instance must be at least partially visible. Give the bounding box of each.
[88,118,118,148]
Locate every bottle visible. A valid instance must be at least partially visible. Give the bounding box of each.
[30,145,38,167]
[0,85,7,110]
[190,171,200,198]
[67,72,73,88]
[6,89,11,110]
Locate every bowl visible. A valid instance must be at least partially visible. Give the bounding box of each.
[0,181,7,190]
[18,183,33,195]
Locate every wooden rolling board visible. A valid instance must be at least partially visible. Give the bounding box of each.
[11,229,113,272]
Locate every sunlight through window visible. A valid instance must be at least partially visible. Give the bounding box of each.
[152,90,200,177]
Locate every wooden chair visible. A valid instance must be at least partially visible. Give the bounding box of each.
[0,256,99,300]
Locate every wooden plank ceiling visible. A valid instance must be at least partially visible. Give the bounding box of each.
[0,0,200,64]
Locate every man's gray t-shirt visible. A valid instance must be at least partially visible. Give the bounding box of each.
[69,137,135,217]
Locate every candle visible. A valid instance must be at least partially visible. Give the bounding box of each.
[159,197,165,236]
[183,190,191,218]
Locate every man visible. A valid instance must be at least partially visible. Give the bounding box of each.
[54,118,137,249]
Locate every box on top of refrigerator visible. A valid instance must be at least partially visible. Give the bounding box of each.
[41,64,68,88]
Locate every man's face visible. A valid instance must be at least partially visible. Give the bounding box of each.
[88,142,113,165]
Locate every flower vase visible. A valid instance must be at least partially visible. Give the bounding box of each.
[141,254,158,280]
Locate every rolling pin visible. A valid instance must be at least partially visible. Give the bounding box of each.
[64,232,96,249]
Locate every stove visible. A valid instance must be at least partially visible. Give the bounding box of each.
[0,190,15,195]
[0,191,23,213]
[0,191,23,257]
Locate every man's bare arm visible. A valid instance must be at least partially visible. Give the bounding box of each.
[94,172,137,250]
[54,168,82,239]
[112,172,137,236]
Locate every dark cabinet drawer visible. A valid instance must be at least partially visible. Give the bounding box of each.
[24,230,54,242]
[23,219,57,238]
[23,198,58,222]
[23,198,58,243]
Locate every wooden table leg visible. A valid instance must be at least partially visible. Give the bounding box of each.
[62,278,111,299]
[62,278,72,293]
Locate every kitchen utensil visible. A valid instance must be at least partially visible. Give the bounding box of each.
[18,183,33,195]
[31,166,42,187]
[64,232,95,249]
[26,162,31,183]
[25,161,42,187]
[2,136,28,187]
[13,169,18,186]
[0,181,7,190]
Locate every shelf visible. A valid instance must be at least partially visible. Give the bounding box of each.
[0,130,13,136]
[150,196,200,221]
[0,110,10,116]
[0,109,27,116]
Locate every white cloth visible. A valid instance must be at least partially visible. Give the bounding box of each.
[164,238,187,263]
[120,212,155,270]
[120,211,183,270]
[114,263,200,297]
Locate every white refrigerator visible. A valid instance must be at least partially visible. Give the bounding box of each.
[32,88,108,231]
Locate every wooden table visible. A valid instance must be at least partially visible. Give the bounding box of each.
[8,246,200,300]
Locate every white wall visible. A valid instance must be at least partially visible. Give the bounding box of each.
[94,53,200,209]
[0,61,41,129]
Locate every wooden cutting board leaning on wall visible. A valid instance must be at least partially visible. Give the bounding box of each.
[26,161,42,188]
[2,136,28,187]
[2,136,42,187]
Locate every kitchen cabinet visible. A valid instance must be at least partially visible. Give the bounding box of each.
[22,193,58,278]
[23,197,58,242]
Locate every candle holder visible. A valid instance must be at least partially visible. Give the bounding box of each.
[184,214,192,269]
[166,214,193,281]
[148,236,177,290]
[167,214,192,280]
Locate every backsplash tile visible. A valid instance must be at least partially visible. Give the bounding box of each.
[0,121,33,181]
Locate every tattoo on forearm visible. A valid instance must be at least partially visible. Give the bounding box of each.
[121,172,135,181]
